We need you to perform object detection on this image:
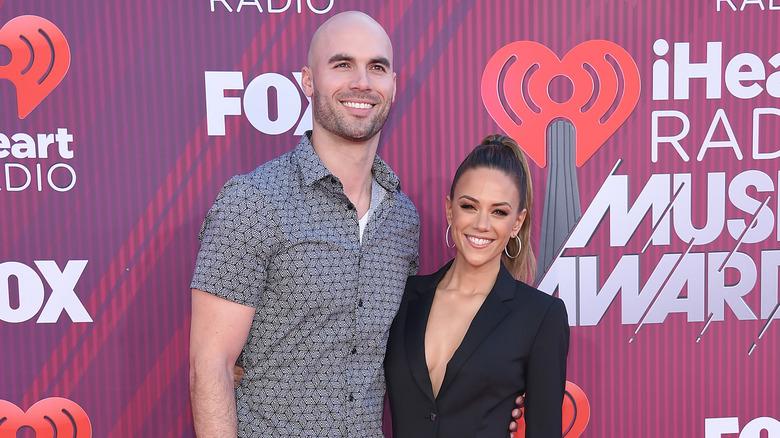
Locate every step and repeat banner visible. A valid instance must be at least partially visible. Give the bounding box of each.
[1,1,778,436]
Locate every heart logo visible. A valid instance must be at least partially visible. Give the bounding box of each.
[0,15,71,119]
[482,40,640,167]
[561,381,590,437]
[0,397,92,436]
[511,380,591,438]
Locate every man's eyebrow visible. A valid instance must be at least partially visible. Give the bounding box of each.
[327,53,355,64]
[326,54,391,68]
[370,56,391,68]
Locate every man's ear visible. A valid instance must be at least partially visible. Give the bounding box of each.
[392,72,397,102]
[301,66,314,97]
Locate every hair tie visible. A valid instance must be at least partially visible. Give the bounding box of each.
[485,139,506,148]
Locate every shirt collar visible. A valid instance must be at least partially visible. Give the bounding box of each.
[294,131,401,193]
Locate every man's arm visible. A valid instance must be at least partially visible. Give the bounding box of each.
[190,288,255,437]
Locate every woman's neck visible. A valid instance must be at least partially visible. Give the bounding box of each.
[438,256,501,296]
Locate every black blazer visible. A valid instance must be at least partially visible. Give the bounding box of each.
[385,261,569,438]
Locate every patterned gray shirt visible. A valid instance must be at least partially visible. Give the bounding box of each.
[191,133,420,437]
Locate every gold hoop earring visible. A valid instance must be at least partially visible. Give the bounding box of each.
[445,224,455,249]
[504,235,521,258]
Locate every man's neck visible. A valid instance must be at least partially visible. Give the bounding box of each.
[309,130,380,216]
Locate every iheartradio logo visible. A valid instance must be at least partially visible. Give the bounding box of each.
[481,40,640,168]
[0,397,92,437]
[0,15,71,119]
[481,40,641,281]
[511,381,591,438]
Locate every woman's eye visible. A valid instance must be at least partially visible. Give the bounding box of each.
[459,203,475,210]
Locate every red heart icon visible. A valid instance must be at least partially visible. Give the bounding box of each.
[482,40,640,167]
[511,381,591,438]
[0,15,71,119]
[0,397,92,437]
[561,381,590,437]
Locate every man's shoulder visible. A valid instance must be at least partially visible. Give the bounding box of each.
[250,148,297,179]
[389,188,419,217]
[224,150,298,196]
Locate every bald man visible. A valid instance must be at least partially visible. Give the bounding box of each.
[189,11,420,437]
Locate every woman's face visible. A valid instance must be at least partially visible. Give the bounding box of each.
[446,167,526,270]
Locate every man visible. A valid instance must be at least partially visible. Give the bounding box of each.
[189,11,419,436]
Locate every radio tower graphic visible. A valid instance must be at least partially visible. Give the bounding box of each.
[538,119,580,283]
[482,40,640,283]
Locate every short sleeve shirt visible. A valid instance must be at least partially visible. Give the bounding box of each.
[191,133,420,437]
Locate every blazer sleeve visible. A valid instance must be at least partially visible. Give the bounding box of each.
[524,297,570,438]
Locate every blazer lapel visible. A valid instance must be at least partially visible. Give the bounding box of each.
[404,278,437,402]
[437,263,516,397]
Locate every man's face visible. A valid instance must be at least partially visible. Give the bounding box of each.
[303,17,396,143]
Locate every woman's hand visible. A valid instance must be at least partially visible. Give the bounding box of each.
[233,364,245,388]
[509,394,525,433]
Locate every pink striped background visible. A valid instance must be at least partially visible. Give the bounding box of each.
[1,1,777,436]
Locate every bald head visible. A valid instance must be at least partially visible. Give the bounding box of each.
[301,11,396,145]
[307,11,393,68]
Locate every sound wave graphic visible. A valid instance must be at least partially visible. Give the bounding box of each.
[482,40,641,280]
[482,40,640,168]
[0,397,92,437]
[0,15,71,119]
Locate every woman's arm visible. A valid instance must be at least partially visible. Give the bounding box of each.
[524,298,570,438]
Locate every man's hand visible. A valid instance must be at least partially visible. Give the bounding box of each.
[509,394,526,433]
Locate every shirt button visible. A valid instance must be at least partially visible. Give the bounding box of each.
[429,412,438,422]
[358,299,363,307]
[349,394,355,402]
[351,347,357,354]
[346,204,355,211]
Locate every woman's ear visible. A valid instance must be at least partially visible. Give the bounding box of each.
[513,208,527,236]
[445,196,453,225]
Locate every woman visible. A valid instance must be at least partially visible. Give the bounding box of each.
[384,135,570,437]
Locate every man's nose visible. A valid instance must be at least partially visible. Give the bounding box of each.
[349,67,372,91]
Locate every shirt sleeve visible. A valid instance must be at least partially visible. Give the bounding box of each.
[408,227,420,276]
[524,297,570,438]
[407,202,420,277]
[190,175,278,308]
